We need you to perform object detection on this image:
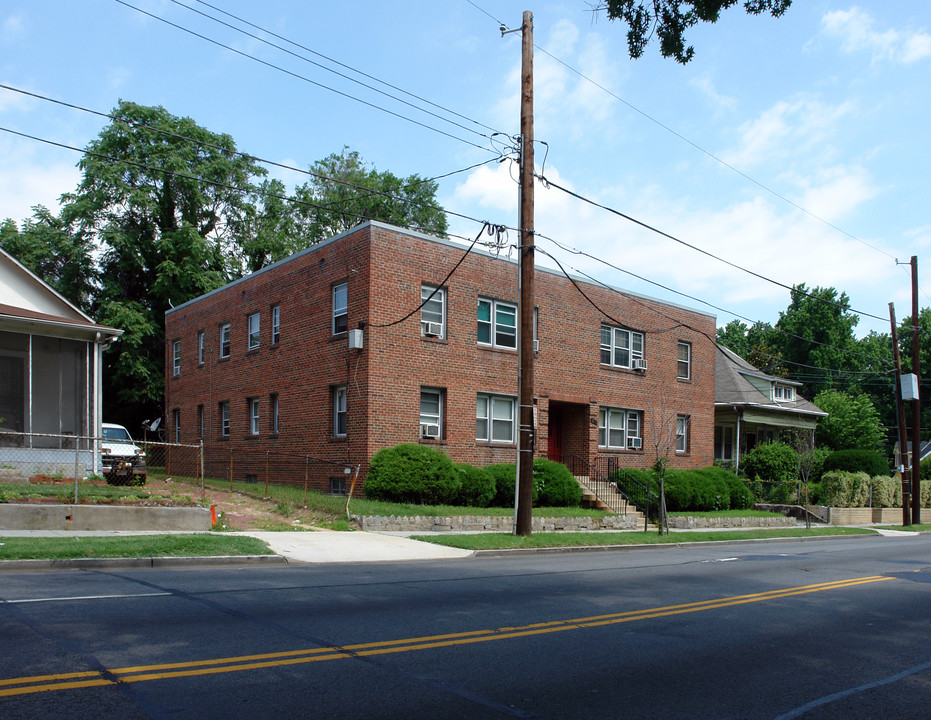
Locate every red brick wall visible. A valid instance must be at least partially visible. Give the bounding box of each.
[165,222,716,490]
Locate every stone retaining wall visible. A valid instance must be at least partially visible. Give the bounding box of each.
[667,515,796,530]
[355,514,641,533]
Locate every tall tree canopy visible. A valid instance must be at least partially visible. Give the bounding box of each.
[773,284,859,399]
[0,206,95,307]
[814,389,884,452]
[59,100,267,426]
[596,0,792,63]
[291,147,448,245]
[2,103,449,430]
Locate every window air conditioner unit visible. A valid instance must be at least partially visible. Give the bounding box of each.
[533,339,539,352]
[420,423,441,439]
[629,437,642,449]
[424,322,443,337]
[632,358,647,371]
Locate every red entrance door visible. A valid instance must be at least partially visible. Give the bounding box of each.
[547,407,563,462]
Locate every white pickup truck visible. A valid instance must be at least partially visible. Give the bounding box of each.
[101,422,147,485]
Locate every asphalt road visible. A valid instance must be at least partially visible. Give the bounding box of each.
[2,534,930,719]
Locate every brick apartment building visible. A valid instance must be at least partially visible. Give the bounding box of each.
[164,221,716,492]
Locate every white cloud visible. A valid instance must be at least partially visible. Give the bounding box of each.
[722,96,855,169]
[822,7,931,65]
[791,164,878,223]
[690,75,737,114]
[2,13,25,42]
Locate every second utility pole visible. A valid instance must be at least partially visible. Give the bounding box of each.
[516,10,535,536]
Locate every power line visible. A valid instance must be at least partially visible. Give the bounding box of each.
[0,84,504,228]
[526,37,897,262]
[536,231,894,368]
[537,172,889,324]
[112,0,496,154]
[0,124,497,242]
[169,0,503,143]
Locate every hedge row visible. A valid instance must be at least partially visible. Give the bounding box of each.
[617,466,752,512]
[364,444,581,508]
[818,471,931,508]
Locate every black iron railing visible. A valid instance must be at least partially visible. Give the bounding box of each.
[565,454,633,515]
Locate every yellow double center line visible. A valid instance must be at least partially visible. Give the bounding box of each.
[0,574,893,698]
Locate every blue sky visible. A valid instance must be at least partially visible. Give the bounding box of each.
[2,0,929,337]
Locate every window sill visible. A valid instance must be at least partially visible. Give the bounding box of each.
[677,377,692,383]
[422,335,448,344]
[475,440,517,447]
[599,364,645,375]
[419,437,446,445]
[477,344,517,355]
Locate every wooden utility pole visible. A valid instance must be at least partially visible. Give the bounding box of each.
[516,10,535,536]
[890,303,911,526]
[911,256,921,525]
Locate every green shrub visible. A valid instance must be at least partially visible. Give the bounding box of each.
[661,470,693,511]
[823,449,889,477]
[687,470,729,510]
[869,475,898,508]
[801,446,832,484]
[741,442,799,483]
[454,463,495,508]
[699,467,754,510]
[920,456,931,481]
[820,470,871,507]
[533,458,582,507]
[364,444,460,505]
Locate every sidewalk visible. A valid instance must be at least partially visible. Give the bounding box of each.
[0,529,474,567]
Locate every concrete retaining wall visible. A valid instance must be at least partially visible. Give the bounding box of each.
[355,514,640,533]
[0,504,212,531]
[809,506,908,525]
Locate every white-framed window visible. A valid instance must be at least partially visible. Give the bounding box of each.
[172,340,181,377]
[714,425,733,461]
[197,331,205,365]
[220,401,230,437]
[271,305,280,345]
[773,384,795,402]
[173,409,181,442]
[421,286,446,338]
[271,393,279,434]
[598,407,643,450]
[220,323,231,358]
[249,398,260,435]
[248,313,260,350]
[476,393,516,443]
[332,283,348,335]
[477,298,517,349]
[334,385,347,437]
[420,388,444,438]
[600,324,644,369]
[676,415,690,453]
[677,341,691,380]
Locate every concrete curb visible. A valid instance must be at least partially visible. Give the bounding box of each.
[470,530,880,557]
[0,554,286,571]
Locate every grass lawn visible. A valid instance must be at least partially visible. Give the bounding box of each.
[199,475,612,519]
[0,534,272,561]
[0,480,193,505]
[412,526,876,550]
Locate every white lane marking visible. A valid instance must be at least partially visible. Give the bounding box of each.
[1,592,172,604]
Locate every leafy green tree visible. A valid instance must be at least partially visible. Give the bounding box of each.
[774,285,859,398]
[0,206,96,308]
[595,0,791,63]
[814,389,884,452]
[238,178,302,274]
[59,101,267,426]
[716,319,787,377]
[292,147,447,244]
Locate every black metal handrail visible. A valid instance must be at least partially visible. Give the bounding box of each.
[605,457,659,520]
[565,454,632,515]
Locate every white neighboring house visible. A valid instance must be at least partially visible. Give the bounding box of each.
[0,247,121,478]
